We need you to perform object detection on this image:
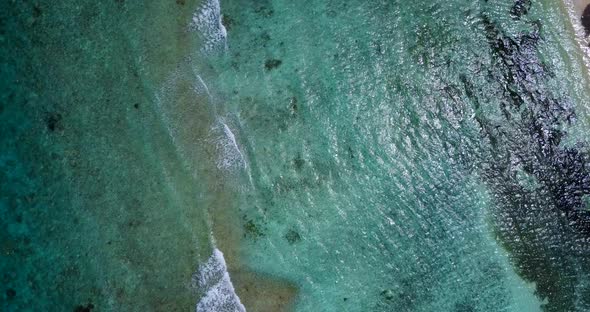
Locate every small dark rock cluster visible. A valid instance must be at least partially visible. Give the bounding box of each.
[74,303,94,312]
[45,112,63,132]
[510,0,532,19]
[254,5,274,18]
[243,219,265,239]
[293,155,305,171]
[284,229,301,244]
[33,4,42,18]
[6,288,16,299]
[380,289,394,300]
[289,96,298,114]
[264,59,282,71]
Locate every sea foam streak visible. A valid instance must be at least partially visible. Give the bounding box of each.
[211,119,248,171]
[187,0,247,173]
[190,0,228,54]
[186,1,247,310]
[194,249,246,312]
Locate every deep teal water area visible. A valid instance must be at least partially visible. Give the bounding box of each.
[1,1,215,311]
[2,0,590,311]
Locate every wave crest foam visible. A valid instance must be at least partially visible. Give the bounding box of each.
[193,249,246,312]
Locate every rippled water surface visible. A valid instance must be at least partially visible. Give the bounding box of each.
[2,0,590,311]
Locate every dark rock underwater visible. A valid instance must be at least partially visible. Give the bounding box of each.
[452,3,590,311]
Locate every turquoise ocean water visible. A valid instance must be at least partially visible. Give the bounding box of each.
[2,0,590,311]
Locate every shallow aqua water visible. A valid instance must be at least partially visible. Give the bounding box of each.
[2,0,590,311]
[208,0,590,310]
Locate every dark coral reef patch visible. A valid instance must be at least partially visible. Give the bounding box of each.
[454,8,590,310]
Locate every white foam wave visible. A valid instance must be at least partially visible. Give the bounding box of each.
[194,249,246,312]
[195,74,213,98]
[210,119,248,171]
[190,0,228,54]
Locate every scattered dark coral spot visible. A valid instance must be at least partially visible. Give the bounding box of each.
[33,4,42,18]
[284,229,301,244]
[243,219,264,239]
[45,112,62,132]
[582,4,590,36]
[293,155,305,171]
[133,103,139,109]
[6,288,16,299]
[510,0,531,18]
[290,96,298,114]
[343,297,348,302]
[454,301,476,312]
[115,287,125,300]
[254,6,274,17]
[74,303,94,312]
[264,59,282,71]
[260,32,271,47]
[348,146,355,159]
[127,219,141,228]
[380,289,394,300]
[176,0,185,5]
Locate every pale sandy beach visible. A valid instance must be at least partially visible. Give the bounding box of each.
[563,0,590,59]
[571,0,590,16]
